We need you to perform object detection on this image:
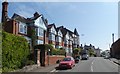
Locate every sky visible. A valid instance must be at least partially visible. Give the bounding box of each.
[0,1,118,51]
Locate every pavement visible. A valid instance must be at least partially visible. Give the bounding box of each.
[109,58,120,65]
[15,64,58,72]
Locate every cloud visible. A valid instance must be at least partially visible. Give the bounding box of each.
[12,3,36,18]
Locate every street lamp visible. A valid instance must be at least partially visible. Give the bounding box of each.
[48,49,50,66]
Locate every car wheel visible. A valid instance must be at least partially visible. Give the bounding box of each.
[70,66,72,69]
[74,64,75,67]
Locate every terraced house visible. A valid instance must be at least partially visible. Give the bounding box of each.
[2,1,80,55]
[2,1,48,51]
[47,24,57,48]
[56,27,63,49]
[27,12,48,45]
[57,26,80,55]
[2,1,32,46]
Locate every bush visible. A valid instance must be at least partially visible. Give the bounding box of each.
[73,48,80,55]
[52,48,65,55]
[2,31,30,72]
[25,60,35,65]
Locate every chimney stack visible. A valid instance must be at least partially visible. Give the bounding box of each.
[1,1,8,23]
[44,19,49,26]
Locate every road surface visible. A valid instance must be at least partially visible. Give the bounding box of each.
[54,57,118,72]
[31,57,119,72]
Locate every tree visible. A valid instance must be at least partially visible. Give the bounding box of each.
[88,48,95,56]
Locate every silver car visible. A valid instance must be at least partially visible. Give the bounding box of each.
[81,54,89,60]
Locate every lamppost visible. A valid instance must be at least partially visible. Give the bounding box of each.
[48,49,50,66]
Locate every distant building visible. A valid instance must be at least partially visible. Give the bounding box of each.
[94,48,101,57]
[84,44,95,51]
[57,26,80,55]
[83,44,96,56]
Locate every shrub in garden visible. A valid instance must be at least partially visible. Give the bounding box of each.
[2,31,30,72]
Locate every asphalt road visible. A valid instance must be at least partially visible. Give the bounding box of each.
[53,57,118,72]
[30,57,119,72]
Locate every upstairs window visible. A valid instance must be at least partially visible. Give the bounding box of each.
[56,36,62,42]
[38,28,44,37]
[35,28,44,37]
[19,22,27,34]
[49,33,55,41]
[38,40,43,44]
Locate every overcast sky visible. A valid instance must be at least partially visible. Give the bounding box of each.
[0,1,118,50]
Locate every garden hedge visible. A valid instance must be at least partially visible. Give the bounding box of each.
[2,31,30,72]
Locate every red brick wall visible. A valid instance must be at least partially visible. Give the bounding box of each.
[111,38,120,58]
[49,40,56,45]
[4,20,28,36]
[37,36,44,40]
[4,20,14,33]
[45,55,65,66]
[56,42,62,46]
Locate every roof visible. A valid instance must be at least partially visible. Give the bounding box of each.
[11,13,27,23]
[11,12,48,28]
[57,26,74,37]
[74,28,79,36]
[47,23,57,31]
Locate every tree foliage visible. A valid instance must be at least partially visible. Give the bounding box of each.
[88,48,95,56]
[73,48,82,55]
[52,48,66,55]
[2,31,30,72]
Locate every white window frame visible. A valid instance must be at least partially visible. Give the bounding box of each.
[36,40,43,45]
[38,28,44,37]
[19,22,27,34]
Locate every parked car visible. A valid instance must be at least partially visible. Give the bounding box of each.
[74,56,80,63]
[74,57,79,63]
[104,56,110,59]
[59,56,75,69]
[81,54,89,60]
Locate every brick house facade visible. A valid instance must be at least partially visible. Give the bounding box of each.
[110,38,120,59]
[47,24,57,48]
[2,1,80,66]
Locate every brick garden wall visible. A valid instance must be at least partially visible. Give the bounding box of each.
[45,55,65,66]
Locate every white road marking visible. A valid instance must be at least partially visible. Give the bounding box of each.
[91,60,94,72]
[92,61,94,65]
[91,65,93,72]
[55,70,58,72]
[50,69,56,72]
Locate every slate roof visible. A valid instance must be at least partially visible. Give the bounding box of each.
[74,28,79,36]
[11,13,27,23]
[11,12,48,28]
[47,23,57,31]
[57,26,74,37]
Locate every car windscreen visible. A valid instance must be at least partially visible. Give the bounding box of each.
[63,58,71,61]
